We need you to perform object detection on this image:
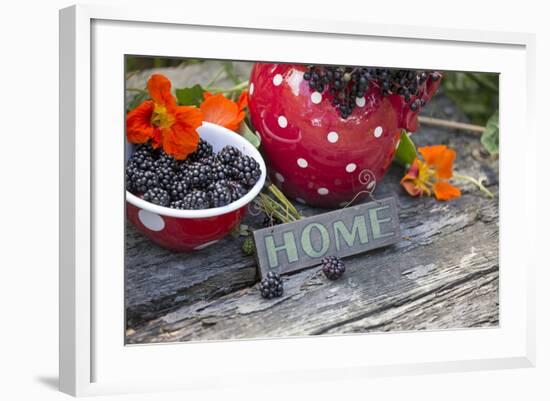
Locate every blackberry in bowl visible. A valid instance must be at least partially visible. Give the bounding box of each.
[125,122,266,252]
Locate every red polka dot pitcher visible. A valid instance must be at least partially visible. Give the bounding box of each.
[248,63,441,208]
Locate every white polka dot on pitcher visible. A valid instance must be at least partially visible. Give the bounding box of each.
[297,158,308,168]
[317,188,329,195]
[278,116,287,128]
[346,163,357,173]
[374,126,384,138]
[327,131,339,143]
[273,74,283,86]
[311,92,322,104]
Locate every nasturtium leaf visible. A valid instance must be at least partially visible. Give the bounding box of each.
[481,110,499,156]
[393,130,417,167]
[239,120,261,149]
[175,84,205,107]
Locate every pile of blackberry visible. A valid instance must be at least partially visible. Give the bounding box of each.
[303,65,441,118]
[126,139,262,210]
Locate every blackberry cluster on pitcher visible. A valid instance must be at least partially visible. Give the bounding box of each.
[303,65,441,118]
[125,139,262,210]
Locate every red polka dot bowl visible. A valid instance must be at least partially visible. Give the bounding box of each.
[248,63,441,208]
[126,122,267,252]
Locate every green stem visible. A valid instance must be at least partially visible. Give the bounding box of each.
[205,67,226,88]
[206,81,249,94]
[126,88,147,93]
[453,173,494,199]
[267,185,301,220]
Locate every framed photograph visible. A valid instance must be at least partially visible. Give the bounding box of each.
[59,3,536,397]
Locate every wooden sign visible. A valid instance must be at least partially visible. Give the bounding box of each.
[253,197,401,278]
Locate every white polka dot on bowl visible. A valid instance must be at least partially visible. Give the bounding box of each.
[297,158,308,168]
[374,126,384,138]
[278,115,288,128]
[138,210,165,232]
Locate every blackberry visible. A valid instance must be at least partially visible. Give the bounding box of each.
[182,162,213,189]
[209,159,232,181]
[230,155,262,186]
[262,215,282,227]
[143,187,170,207]
[321,256,346,280]
[227,180,248,202]
[182,190,211,210]
[131,144,155,171]
[169,199,185,209]
[152,157,176,190]
[303,65,440,118]
[259,271,284,299]
[189,138,213,161]
[127,168,158,193]
[241,236,255,256]
[125,143,163,193]
[206,180,232,208]
[217,145,242,164]
[167,172,192,200]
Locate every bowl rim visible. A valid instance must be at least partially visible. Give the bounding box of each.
[126,122,267,219]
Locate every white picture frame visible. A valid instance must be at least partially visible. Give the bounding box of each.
[59,3,536,397]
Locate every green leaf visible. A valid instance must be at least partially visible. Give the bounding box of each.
[126,90,148,113]
[441,71,499,125]
[239,120,261,149]
[175,84,205,107]
[393,130,417,167]
[222,61,240,84]
[481,111,499,155]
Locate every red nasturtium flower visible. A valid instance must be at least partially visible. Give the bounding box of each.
[126,74,204,160]
[200,91,248,132]
[401,145,461,201]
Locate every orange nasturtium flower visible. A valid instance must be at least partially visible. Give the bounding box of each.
[126,74,204,160]
[401,145,461,201]
[200,91,248,132]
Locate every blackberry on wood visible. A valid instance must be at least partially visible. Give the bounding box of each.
[259,271,284,299]
[262,215,282,227]
[321,256,346,280]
